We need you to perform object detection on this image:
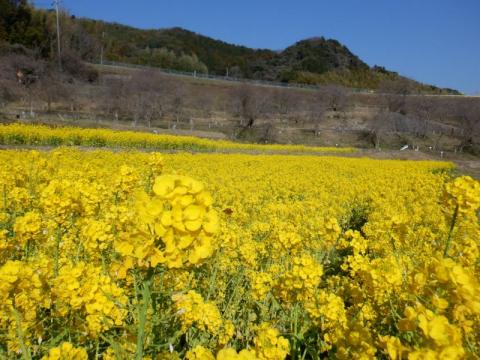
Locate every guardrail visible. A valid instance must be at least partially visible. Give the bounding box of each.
[92,60,470,97]
[92,60,372,94]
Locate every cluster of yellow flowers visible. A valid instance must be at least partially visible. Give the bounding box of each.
[185,323,289,360]
[275,254,324,303]
[444,175,480,214]
[0,145,478,359]
[41,342,87,360]
[53,261,128,335]
[0,123,354,154]
[173,290,223,335]
[0,259,49,352]
[115,174,219,270]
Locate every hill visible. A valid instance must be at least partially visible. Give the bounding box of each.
[0,1,460,94]
[79,21,458,94]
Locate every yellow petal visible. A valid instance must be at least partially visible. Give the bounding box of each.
[154,223,166,237]
[160,211,172,227]
[178,235,194,249]
[183,205,202,221]
[115,241,134,255]
[185,219,202,232]
[203,211,219,234]
[153,176,175,198]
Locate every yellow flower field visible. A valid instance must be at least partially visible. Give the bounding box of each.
[0,147,479,359]
[0,123,355,154]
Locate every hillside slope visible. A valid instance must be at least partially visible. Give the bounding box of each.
[76,20,459,94]
[0,2,460,94]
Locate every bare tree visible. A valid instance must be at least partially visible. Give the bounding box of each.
[169,82,186,127]
[121,70,170,127]
[367,109,394,149]
[309,90,328,136]
[0,53,47,112]
[189,91,215,131]
[143,92,162,128]
[431,130,445,151]
[60,49,98,82]
[272,88,298,115]
[454,99,480,152]
[32,64,69,113]
[233,83,264,128]
[0,56,21,107]
[322,85,350,113]
[196,91,214,119]
[259,122,277,143]
[129,93,145,127]
[378,78,414,115]
[406,96,436,137]
[101,77,129,122]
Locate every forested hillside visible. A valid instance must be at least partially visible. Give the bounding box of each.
[0,0,460,93]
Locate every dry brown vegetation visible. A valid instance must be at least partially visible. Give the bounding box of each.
[1,54,479,157]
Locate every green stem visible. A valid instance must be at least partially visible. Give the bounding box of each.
[95,340,99,359]
[3,184,7,210]
[206,259,219,301]
[135,272,152,360]
[13,309,31,360]
[444,205,459,257]
[293,304,299,358]
[54,227,62,277]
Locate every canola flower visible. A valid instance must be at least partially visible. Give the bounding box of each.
[0,123,355,154]
[0,146,478,359]
[41,342,87,360]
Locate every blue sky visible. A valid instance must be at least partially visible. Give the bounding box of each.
[35,0,480,94]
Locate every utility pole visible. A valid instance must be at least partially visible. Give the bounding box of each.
[100,31,105,65]
[53,0,62,70]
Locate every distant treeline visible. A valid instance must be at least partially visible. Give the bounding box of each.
[0,0,460,93]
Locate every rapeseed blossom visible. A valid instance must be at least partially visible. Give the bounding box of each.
[0,146,478,359]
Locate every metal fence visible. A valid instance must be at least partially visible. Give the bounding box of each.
[91,61,472,97]
[92,60,372,94]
